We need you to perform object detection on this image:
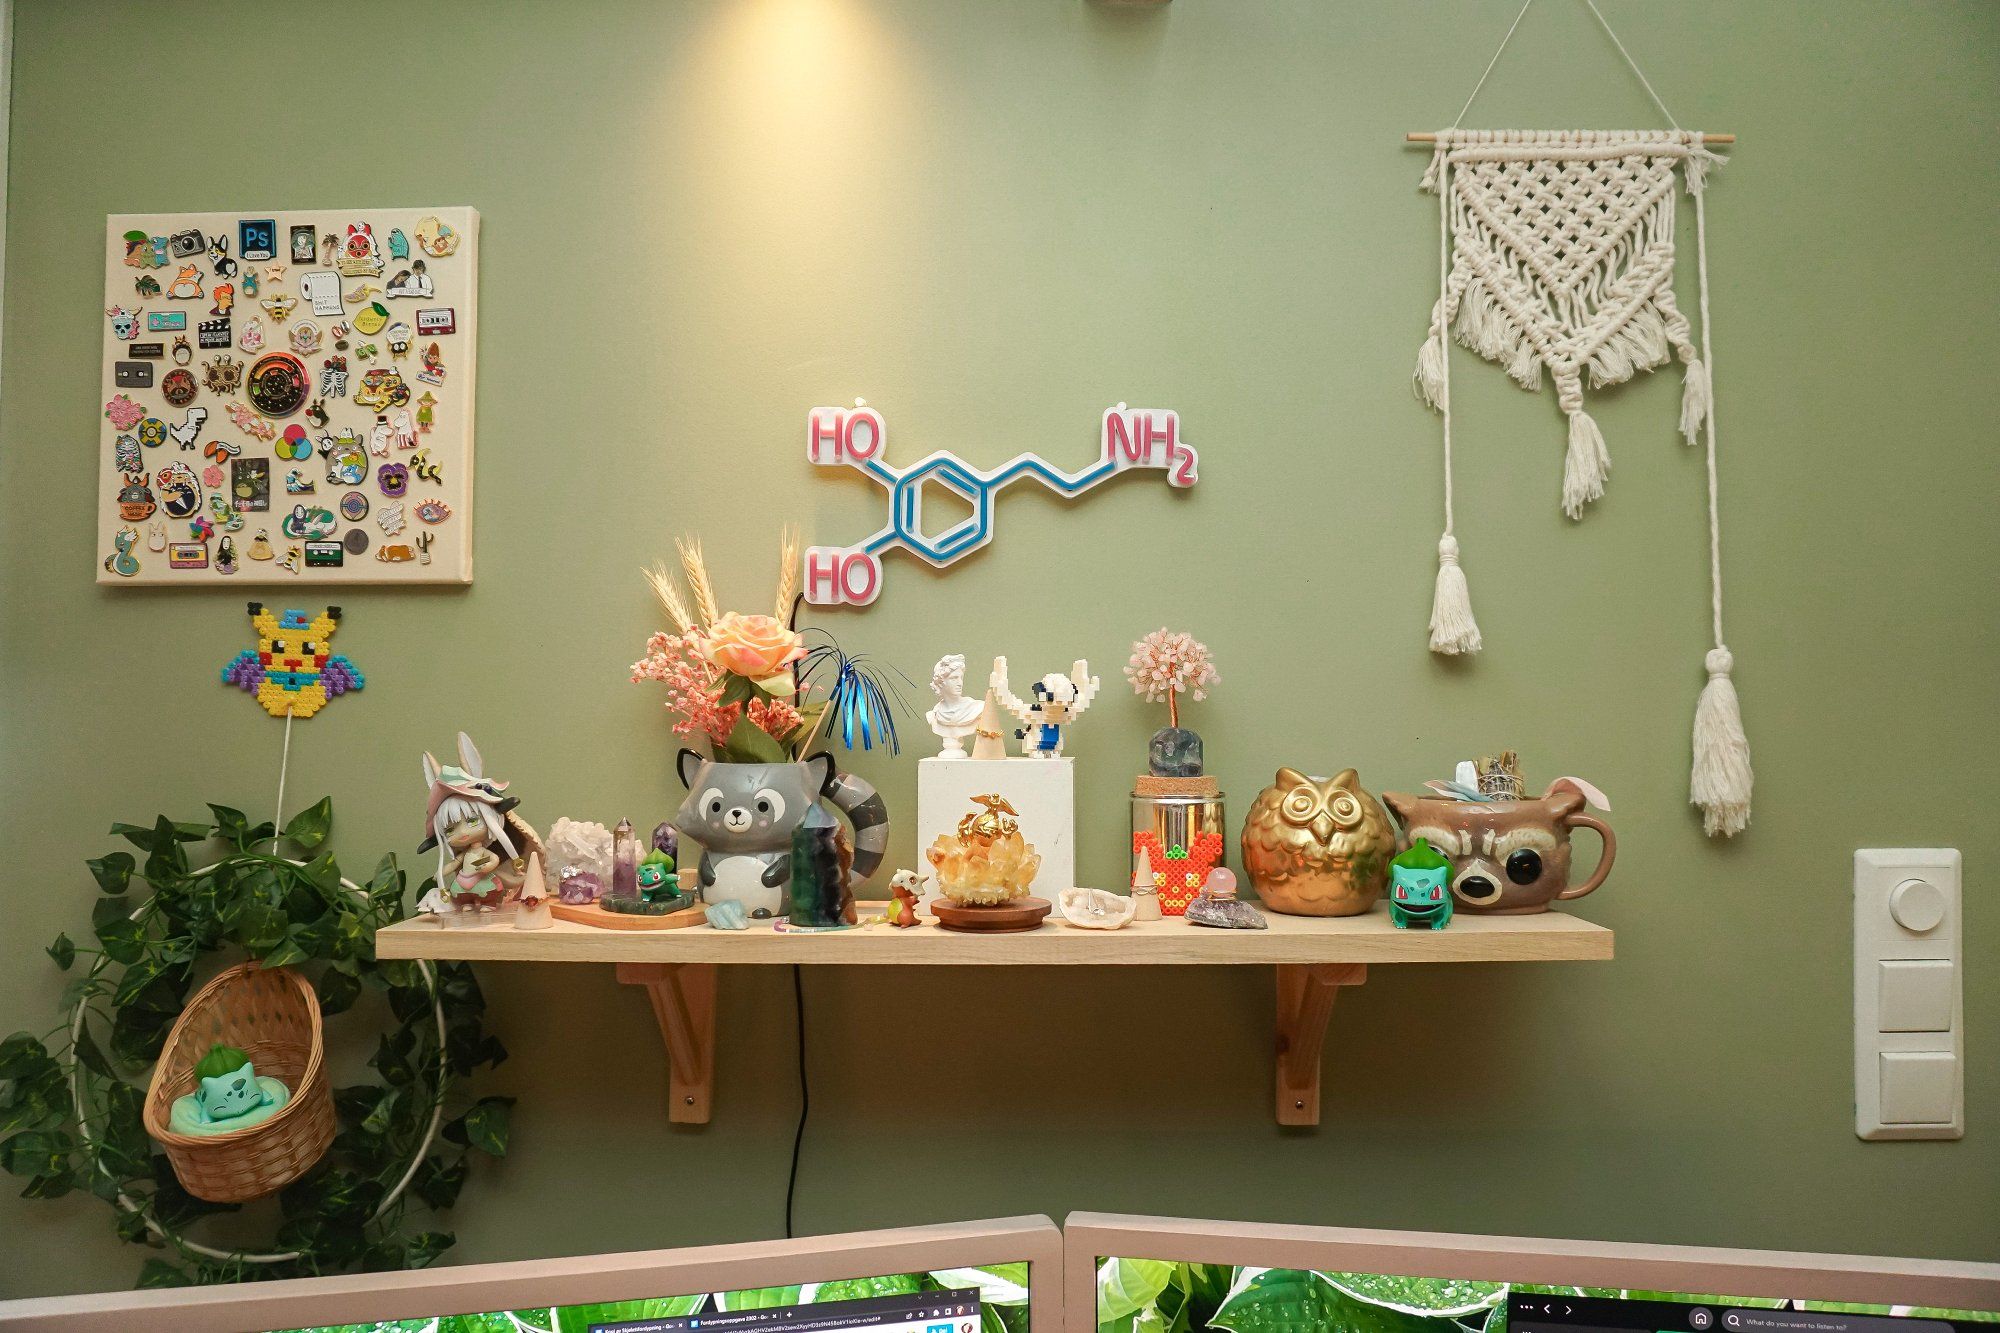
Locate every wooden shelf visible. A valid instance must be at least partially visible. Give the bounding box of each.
[375,906,1609,966]
[378,905,1610,1126]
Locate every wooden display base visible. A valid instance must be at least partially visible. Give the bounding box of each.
[930,896,1052,933]
[551,900,706,931]
[380,904,1611,1126]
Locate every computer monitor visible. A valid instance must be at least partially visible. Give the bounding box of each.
[1064,1213,1999,1333]
[0,1215,1062,1333]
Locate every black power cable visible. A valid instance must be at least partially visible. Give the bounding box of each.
[784,962,808,1238]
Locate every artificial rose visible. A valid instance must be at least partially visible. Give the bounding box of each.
[700,612,806,681]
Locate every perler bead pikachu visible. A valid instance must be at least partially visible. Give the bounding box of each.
[221,602,365,719]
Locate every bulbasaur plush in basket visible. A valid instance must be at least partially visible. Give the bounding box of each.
[168,1043,291,1136]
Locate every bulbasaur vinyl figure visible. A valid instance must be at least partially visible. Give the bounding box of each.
[1389,838,1454,930]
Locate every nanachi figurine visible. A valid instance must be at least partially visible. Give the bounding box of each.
[924,654,984,758]
[418,732,549,927]
[989,657,1099,758]
[1388,838,1453,930]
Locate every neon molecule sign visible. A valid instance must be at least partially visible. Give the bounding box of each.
[802,400,1200,606]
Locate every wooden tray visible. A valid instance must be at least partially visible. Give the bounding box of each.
[551,900,706,931]
[930,896,1051,933]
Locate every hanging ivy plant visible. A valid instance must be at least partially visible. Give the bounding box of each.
[0,797,512,1286]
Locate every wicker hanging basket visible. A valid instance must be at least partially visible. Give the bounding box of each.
[142,962,334,1203]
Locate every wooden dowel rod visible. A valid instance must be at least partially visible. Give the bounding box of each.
[1407,131,1734,144]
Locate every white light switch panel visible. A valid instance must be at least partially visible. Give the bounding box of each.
[1854,849,1962,1139]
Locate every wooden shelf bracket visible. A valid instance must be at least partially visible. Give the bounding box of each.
[615,962,717,1124]
[1274,962,1366,1127]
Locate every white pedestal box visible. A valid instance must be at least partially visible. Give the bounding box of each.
[916,756,1075,911]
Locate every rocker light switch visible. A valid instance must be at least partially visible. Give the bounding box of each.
[1878,959,1954,1032]
[1855,850,1962,1140]
[1879,1052,1956,1124]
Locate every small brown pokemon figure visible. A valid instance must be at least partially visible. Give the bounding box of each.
[1240,768,1397,917]
[885,871,925,928]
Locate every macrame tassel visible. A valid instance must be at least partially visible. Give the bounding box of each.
[1678,356,1711,445]
[1419,145,1446,194]
[1413,328,1447,409]
[1428,534,1481,655]
[1561,409,1610,519]
[1690,646,1753,836]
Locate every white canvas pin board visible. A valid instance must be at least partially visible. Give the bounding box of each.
[97,206,478,584]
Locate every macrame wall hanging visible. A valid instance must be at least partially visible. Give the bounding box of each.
[1409,0,1751,838]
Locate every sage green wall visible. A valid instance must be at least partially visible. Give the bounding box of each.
[4,0,1995,1299]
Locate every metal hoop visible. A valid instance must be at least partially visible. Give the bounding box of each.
[65,859,448,1266]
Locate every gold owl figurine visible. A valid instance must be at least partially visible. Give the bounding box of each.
[1241,767,1397,917]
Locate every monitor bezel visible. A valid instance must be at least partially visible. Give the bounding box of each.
[0,1214,1063,1333]
[1063,1212,2000,1320]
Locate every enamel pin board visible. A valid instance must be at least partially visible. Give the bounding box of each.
[98,207,479,584]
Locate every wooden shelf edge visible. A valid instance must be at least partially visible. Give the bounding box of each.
[377,910,1612,967]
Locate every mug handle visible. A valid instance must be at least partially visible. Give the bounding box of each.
[1556,812,1616,900]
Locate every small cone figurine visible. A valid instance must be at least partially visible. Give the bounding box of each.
[514,851,553,930]
[1130,844,1162,921]
[970,689,1008,761]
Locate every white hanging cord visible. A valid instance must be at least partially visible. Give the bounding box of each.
[273,712,295,833]
[1692,188,1723,648]
[1436,173,1454,535]
[1450,0,1536,128]
[1583,0,1681,129]
[1421,147,1482,656]
[1686,177,1752,837]
[1447,0,1686,134]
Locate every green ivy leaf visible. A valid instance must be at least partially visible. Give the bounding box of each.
[718,673,757,706]
[260,929,313,971]
[0,1033,51,1080]
[413,1154,469,1210]
[317,963,362,1016]
[284,797,334,852]
[108,822,155,850]
[456,1097,514,1157]
[72,1023,114,1078]
[405,1231,454,1268]
[142,817,190,882]
[230,902,287,953]
[21,1170,76,1199]
[137,1258,193,1288]
[207,804,251,847]
[368,855,406,907]
[98,1082,150,1180]
[0,1129,73,1178]
[91,896,146,966]
[109,1005,174,1065]
[86,852,135,895]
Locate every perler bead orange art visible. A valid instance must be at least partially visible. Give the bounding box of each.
[1133,829,1223,917]
[221,602,364,719]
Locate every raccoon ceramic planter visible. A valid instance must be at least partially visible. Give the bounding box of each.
[673,752,888,920]
[1382,782,1615,915]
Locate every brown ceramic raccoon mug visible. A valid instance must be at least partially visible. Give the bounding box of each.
[1382,780,1615,914]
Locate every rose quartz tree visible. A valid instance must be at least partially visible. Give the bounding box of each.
[1125,627,1219,777]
